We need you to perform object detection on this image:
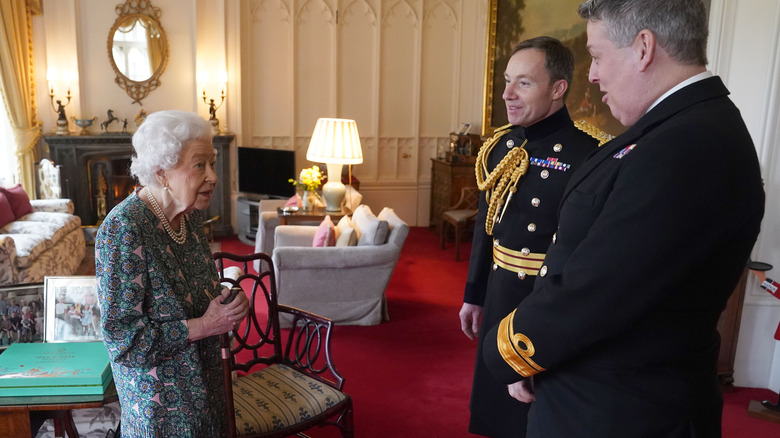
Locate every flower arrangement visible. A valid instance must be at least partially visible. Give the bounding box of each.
[289,165,323,192]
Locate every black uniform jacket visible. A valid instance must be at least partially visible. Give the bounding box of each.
[464,106,599,437]
[484,76,765,437]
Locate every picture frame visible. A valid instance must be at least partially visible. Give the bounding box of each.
[44,276,102,342]
[481,0,624,137]
[0,282,45,345]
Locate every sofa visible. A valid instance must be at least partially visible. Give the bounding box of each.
[271,206,409,326]
[0,197,86,286]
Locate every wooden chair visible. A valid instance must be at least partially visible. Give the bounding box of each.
[439,186,479,261]
[213,251,354,438]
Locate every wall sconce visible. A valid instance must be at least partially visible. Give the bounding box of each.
[198,70,227,135]
[48,68,76,135]
[306,118,363,212]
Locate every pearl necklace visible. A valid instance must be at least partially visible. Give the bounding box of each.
[145,188,187,244]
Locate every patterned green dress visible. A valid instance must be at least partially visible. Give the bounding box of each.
[95,190,227,437]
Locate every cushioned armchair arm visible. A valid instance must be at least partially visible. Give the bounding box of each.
[272,243,399,270]
[30,199,74,214]
[274,225,318,247]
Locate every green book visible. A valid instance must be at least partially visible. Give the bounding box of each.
[0,342,113,396]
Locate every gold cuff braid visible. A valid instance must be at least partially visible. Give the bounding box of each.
[496,309,546,377]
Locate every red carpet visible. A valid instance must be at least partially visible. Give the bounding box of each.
[217,228,780,437]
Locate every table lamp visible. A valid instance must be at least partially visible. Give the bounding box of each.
[306,118,363,212]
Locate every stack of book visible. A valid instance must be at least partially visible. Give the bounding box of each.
[0,342,112,396]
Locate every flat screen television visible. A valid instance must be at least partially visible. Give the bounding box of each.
[237,147,296,199]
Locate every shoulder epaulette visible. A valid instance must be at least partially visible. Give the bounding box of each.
[574,119,614,146]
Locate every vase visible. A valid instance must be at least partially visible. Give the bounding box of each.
[302,190,316,211]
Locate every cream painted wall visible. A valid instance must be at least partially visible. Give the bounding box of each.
[28,0,780,391]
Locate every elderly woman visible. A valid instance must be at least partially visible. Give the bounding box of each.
[95,110,249,437]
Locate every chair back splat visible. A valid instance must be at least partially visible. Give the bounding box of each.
[213,251,354,438]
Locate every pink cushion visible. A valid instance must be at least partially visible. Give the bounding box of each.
[285,195,301,207]
[0,184,33,219]
[0,191,15,228]
[312,215,336,247]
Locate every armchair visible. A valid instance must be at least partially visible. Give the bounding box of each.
[271,207,409,326]
[213,251,353,437]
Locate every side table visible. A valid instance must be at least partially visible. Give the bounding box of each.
[0,380,118,438]
[277,206,347,225]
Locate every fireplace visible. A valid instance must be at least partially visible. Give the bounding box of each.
[44,133,234,236]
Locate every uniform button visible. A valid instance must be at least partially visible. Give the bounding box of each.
[553,143,563,152]
[521,248,530,256]
[552,233,557,244]
[492,263,498,271]
[506,139,515,148]
[493,239,499,247]
[540,170,550,179]
[527,223,536,232]
[517,271,526,280]
[531,197,540,207]
[539,266,548,277]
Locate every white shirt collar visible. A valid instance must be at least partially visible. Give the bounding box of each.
[646,70,713,113]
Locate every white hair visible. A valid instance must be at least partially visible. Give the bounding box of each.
[129,110,211,187]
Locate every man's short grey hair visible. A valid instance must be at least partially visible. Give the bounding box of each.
[130,110,211,187]
[578,0,708,66]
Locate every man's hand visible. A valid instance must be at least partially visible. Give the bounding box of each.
[508,380,535,403]
[459,303,483,340]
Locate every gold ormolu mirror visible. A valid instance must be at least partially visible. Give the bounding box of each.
[107,0,168,105]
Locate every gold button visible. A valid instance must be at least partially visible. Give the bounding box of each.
[517,271,526,280]
[521,248,530,256]
[540,266,548,277]
[506,139,515,148]
[541,170,550,179]
[527,223,536,232]
[492,263,498,271]
[552,233,557,244]
[531,198,540,207]
[553,143,563,152]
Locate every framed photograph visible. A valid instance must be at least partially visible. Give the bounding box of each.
[481,0,624,137]
[0,283,45,344]
[44,276,102,342]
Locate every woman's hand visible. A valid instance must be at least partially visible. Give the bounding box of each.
[187,287,250,341]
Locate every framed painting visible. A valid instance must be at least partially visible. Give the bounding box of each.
[482,0,625,137]
[0,283,45,344]
[44,276,102,342]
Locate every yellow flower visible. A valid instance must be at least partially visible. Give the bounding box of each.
[288,165,322,191]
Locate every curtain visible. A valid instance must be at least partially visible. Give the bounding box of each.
[0,0,41,195]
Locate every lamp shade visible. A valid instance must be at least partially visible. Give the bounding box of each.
[306,118,363,165]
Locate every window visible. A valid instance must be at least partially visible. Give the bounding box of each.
[0,89,15,187]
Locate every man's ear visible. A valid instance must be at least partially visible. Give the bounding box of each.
[551,79,568,101]
[634,29,656,72]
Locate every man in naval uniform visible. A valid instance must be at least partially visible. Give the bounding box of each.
[482,1,765,437]
[459,36,603,437]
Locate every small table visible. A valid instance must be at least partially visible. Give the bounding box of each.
[277,206,347,225]
[0,380,118,438]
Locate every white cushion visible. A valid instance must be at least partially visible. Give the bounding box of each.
[335,216,357,247]
[351,205,389,246]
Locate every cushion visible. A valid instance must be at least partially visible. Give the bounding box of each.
[335,216,357,247]
[0,184,33,219]
[351,205,389,246]
[312,215,336,247]
[284,195,300,207]
[231,363,348,435]
[0,192,14,229]
[341,186,363,213]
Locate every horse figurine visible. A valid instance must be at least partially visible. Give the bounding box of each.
[101,109,119,132]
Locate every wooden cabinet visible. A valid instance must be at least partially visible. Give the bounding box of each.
[429,158,477,229]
